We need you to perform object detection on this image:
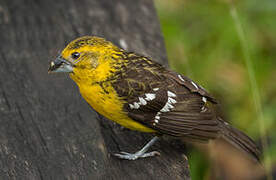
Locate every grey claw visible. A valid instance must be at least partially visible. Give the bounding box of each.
[113,151,160,160]
[141,151,160,158]
[113,153,138,160]
[119,151,132,155]
[112,136,160,160]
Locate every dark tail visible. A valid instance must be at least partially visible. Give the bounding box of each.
[218,118,261,162]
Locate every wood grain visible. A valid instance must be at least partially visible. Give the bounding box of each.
[0,0,190,179]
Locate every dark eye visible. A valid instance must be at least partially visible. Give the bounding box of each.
[71,52,80,59]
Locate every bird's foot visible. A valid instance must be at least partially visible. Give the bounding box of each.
[114,150,160,160]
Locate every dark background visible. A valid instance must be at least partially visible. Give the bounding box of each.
[0,0,190,179]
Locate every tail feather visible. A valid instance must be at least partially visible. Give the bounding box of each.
[218,118,261,162]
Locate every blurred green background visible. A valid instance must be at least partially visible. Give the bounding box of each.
[154,0,276,179]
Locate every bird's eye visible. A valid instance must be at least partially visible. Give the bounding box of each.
[71,52,80,60]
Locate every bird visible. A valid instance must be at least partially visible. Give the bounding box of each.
[48,36,260,162]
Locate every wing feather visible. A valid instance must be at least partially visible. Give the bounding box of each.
[111,53,221,141]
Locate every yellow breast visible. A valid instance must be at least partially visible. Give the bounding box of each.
[77,82,155,133]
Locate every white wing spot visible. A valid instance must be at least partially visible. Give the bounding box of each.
[160,107,170,112]
[160,101,171,112]
[160,100,175,112]
[178,74,185,82]
[167,103,174,109]
[201,106,207,112]
[168,97,177,104]
[129,104,134,109]
[130,94,154,110]
[201,97,207,112]
[145,93,156,101]
[167,91,176,97]
[153,88,159,91]
[133,102,140,109]
[202,97,207,103]
[138,97,147,105]
[153,91,178,123]
[191,81,199,90]
[119,39,128,50]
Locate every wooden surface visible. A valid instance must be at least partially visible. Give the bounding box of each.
[0,0,190,179]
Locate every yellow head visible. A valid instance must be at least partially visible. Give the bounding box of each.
[48,36,122,84]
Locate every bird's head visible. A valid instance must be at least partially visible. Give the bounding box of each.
[48,36,122,83]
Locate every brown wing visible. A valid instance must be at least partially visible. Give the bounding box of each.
[147,75,220,140]
[111,53,221,141]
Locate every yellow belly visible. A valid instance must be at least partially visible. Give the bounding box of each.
[78,83,156,133]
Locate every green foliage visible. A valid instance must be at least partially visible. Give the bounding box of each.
[155,0,276,178]
[188,148,210,180]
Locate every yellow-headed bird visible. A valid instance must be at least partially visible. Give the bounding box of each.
[48,36,260,161]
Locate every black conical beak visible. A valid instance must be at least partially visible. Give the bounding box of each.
[48,56,73,73]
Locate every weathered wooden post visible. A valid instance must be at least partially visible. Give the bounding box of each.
[0,0,190,179]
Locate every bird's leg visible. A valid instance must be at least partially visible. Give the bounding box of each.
[114,136,160,160]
